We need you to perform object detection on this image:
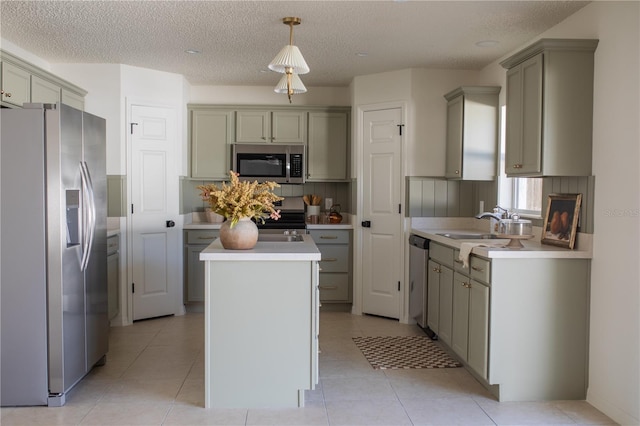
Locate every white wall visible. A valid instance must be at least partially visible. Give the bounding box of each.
[478,3,639,424]
[540,3,638,424]
[190,85,349,106]
[53,64,123,174]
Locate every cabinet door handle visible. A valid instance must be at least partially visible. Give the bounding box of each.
[321,258,338,262]
[461,281,471,288]
[512,164,523,169]
[471,266,484,271]
[198,235,217,239]
[1,90,11,98]
[320,235,338,239]
[319,285,338,290]
[454,259,464,264]
[432,267,441,273]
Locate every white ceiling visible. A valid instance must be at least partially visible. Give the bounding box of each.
[0,1,589,87]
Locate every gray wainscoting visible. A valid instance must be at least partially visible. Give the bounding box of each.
[406,175,594,234]
[107,175,126,217]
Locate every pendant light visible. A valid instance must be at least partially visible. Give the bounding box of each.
[269,17,309,102]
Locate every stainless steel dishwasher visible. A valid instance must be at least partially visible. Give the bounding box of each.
[408,234,429,329]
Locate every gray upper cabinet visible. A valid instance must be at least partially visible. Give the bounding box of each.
[31,74,61,104]
[500,39,598,177]
[1,61,31,107]
[444,86,500,180]
[1,49,86,110]
[235,110,306,144]
[189,108,233,179]
[307,110,350,181]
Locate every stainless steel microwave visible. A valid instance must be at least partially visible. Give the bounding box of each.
[232,144,305,184]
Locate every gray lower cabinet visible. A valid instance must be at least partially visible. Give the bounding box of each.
[309,229,352,303]
[430,243,492,380]
[428,237,590,401]
[184,229,219,303]
[428,242,455,345]
[107,235,120,322]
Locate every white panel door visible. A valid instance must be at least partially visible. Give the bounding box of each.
[362,108,402,319]
[130,104,179,321]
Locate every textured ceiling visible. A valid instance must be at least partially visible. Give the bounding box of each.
[0,1,589,87]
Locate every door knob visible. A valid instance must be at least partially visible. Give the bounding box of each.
[361,220,371,228]
[166,220,175,228]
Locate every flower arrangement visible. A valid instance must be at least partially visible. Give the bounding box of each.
[197,171,283,228]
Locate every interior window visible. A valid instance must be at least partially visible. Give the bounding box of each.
[497,106,543,217]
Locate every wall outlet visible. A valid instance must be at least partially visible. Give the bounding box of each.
[325,198,333,210]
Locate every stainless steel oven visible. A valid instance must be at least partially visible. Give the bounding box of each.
[256,197,307,234]
[233,144,304,184]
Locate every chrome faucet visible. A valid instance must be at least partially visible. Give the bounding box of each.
[475,205,510,221]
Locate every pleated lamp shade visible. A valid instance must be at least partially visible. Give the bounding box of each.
[268,45,310,75]
[274,73,307,95]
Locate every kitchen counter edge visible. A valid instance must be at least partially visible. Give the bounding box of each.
[411,228,593,259]
[199,234,321,261]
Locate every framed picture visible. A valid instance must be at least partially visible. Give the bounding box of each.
[542,193,582,249]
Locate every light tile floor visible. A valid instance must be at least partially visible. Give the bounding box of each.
[1,311,617,425]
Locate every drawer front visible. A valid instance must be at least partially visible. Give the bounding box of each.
[318,245,349,272]
[470,256,491,284]
[107,235,119,255]
[318,273,349,301]
[186,230,220,245]
[430,242,454,267]
[309,229,349,245]
[453,249,469,274]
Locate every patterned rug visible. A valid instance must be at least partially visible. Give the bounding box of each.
[353,336,462,370]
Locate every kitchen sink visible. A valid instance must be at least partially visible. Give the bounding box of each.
[257,234,304,242]
[436,233,498,240]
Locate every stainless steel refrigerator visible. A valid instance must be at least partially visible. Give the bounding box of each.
[1,103,109,407]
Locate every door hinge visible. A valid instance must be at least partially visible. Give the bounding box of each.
[398,204,401,214]
[130,122,138,134]
[398,281,401,291]
[397,124,405,136]
[132,283,135,293]
[131,204,134,214]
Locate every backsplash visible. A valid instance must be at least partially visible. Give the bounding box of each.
[406,178,497,218]
[181,178,353,214]
[406,176,594,234]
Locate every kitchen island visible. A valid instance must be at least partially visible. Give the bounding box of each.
[199,235,321,408]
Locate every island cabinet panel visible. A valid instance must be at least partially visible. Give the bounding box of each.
[201,241,320,409]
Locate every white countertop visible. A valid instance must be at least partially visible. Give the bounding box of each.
[411,228,593,259]
[200,234,321,261]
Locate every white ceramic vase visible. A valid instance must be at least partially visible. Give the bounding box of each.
[219,217,258,250]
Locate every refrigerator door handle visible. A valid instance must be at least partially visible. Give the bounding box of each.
[79,162,96,271]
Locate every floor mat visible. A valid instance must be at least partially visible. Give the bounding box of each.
[353,336,462,370]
